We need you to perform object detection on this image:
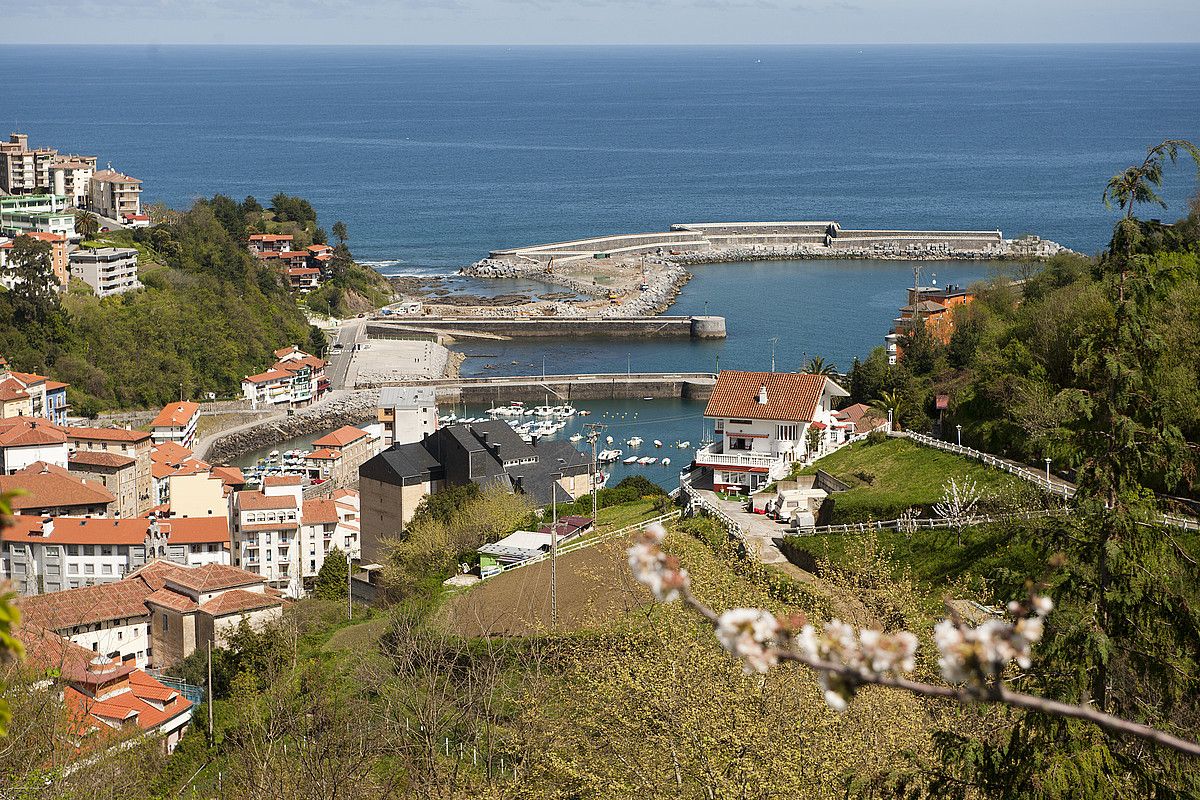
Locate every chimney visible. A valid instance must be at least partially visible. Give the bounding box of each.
[758,384,768,405]
[40,516,54,537]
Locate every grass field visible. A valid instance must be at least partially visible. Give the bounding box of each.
[799,438,1025,522]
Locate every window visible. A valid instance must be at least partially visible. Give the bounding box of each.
[729,437,751,451]
[67,544,79,556]
[117,630,123,640]
[117,546,128,556]
[68,564,78,574]
[101,564,113,575]
[161,614,169,633]
[100,545,112,556]
[84,564,95,574]
[83,545,94,556]
[776,424,798,442]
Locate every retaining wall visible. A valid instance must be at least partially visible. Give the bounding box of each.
[367,315,725,339]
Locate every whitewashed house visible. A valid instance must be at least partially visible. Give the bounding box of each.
[694,370,849,493]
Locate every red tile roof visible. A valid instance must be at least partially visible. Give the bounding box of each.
[144,587,198,613]
[235,490,298,511]
[2,514,143,545]
[262,475,302,487]
[243,367,291,384]
[0,462,115,510]
[163,517,229,545]
[305,448,341,460]
[150,441,193,464]
[287,267,321,276]
[0,377,30,402]
[210,465,245,486]
[312,425,368,449]
[69,450,136,469]
[20,579,155,630]
[65,426,151,444]
[151,402,200,429]
[704,371,836,423]
[302,498,338,525]
[0,417,64,446]
[200,588,282,616]
[248,234,293,242]
[164,563,264,593]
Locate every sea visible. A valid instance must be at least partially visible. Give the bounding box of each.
[5,44,1198,485]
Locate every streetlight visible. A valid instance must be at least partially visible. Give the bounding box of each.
[956,424,962,446]
[346,550,353,621]
[1044,457,1052,485]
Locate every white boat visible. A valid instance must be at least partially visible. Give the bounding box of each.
[569,433,583,442]
[678,441,690,449]
[552,405,576,418]
[661,458,671,466]
[532,405,555,417]
[606,435,614,444]
[579,410,592,416]
[623,455,639,464]
[599,449,622,463]
[653,440,662,447]
[627,436,643,447]
[637,456,655,465]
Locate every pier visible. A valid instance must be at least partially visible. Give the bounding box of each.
[366,315,727,341]
[356,371,718,403]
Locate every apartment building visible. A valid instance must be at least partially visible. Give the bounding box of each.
[0,232,69,290]
[49,157,98,207]
[0,515,232,597]
[0,193,77,239]
[88,168,142,219]
[309,425,378,489]
[377,386,438,446]
[298,490,360,578]
[230,477,302,589]
[0,365,71,424]
[66,426,154,515]
[0,133,62,194]
[286,266,321,292]
[246,233,293,254]
[150,440,211,508]
[150,401,200,449]
[17,559,281,671]
[69,247,142,297]
[241,346,329,408]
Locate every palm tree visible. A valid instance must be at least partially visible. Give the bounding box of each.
[74,209,99,239]
[870,390,902,431]
[805,355,837,376]
[1103,138,1200,219]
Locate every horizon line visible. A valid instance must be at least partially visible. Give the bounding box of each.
[5,41,1200,47]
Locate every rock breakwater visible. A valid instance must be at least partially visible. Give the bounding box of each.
[207,390,379,464]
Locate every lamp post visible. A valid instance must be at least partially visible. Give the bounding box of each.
[550,477,560,628]
[346,550,352,621]
[956,424,962,446]
[1044,457,1052,486]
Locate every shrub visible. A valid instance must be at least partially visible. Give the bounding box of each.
[865,430,888,446]
[853,470,877,486]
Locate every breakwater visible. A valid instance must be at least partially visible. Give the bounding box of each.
[366,315,726,340]
[358,372,717,404]
[457,261,692,316]
[481,221,1069,266]
[205,391,378,464]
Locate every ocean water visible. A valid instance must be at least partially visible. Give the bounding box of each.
[4,44,1199,267]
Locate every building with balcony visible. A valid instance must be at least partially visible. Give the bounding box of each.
[0,194,77,239]
[70,247,142,297]
[0,232,70,290]
[694,370,850,493]
[50,157,97,207]
[230,478,303,589]
[88,168,142,219]
[240,346,329,408]
[0,461,116,517]
[150,402,200,449]
[285,266,322,292]
[0,133,72,195]
[298,489,360,579]
[246,233,293,254]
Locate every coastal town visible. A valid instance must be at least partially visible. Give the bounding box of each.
[0,112,1198,798]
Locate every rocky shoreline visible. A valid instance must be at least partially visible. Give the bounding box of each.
[661,237,1070,266]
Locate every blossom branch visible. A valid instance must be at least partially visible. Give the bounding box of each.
[628,522,1200,758]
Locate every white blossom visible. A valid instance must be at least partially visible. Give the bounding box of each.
[1032,595,1053,616]
[933,595,1053,684]
[626,524,688,603]
[715,608,780,674]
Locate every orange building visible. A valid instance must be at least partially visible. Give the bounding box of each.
[885,284,975,363]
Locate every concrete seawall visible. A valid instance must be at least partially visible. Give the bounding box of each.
[483,220,1070,265]
[357,372,717,404]
[366,315,726,340]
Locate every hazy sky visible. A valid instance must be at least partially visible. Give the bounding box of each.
[2,0,1197,44]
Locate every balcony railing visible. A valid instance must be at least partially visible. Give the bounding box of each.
[693,442,783,470]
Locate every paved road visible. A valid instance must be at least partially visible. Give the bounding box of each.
[327,318,367,390]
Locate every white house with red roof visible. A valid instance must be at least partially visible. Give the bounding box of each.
[0,416,70,473]
[230,477,302,589]
[299,489,360,578]
[150,401,200,449]
[246,233,293,254]
[241,345,329,408]
[695,370,849,493]
[1,515,232,597]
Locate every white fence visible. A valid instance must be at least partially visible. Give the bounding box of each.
[792,509,1059,537]
[479,509,683,581]
[677,470,747,538]
[896,431,1200,532]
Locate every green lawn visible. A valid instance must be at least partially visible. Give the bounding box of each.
[799,438,1025,523]
[594,498,660,531]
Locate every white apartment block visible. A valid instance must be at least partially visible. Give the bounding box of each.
[299,490,360,578]
[0,515,231,596]
[231,479,303,589]
[150,402,200,449]
[50,158,97,208]
[70,247,142,297]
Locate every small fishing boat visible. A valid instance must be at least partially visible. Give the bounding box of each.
[661,458,671,466]
[599,449,622,463]
[532,405,555,417]
[606,435,614,444]
[637,456,655,465]
[623,455,639,464]
[627,436,643,447]
[579,410,592,416]
[678,441,690,449]
[653,440,662,448]
[569,433,583,443]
